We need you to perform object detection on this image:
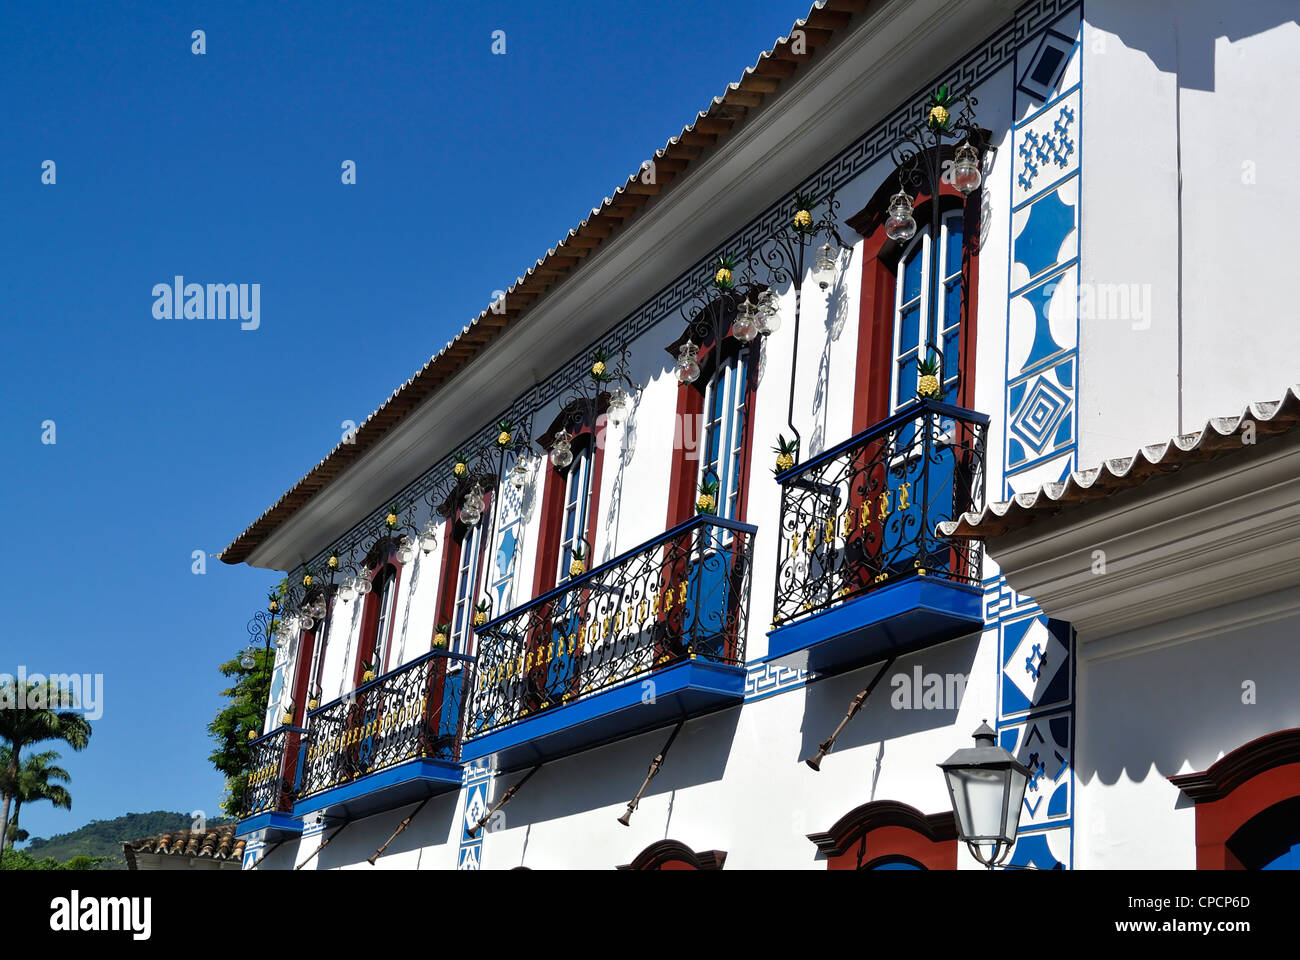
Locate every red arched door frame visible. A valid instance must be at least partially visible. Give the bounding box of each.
[1169,727,1300,869]
[808,800,958,870]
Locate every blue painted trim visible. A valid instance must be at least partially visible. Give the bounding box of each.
[292,756,464,820]
[235,811,303,840]
[767,575,984,676]
[462,660,745,769]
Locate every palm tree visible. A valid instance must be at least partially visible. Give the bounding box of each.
[1,748,72,849]
[0,680,92,850]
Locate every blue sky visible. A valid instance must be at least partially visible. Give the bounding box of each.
[0,0,809,841]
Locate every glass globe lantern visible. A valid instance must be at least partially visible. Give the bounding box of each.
[509,452,532,490]
[240,646,257,670]
[885,190,918,242]
[674,340,701,385]
[550,429,574,469]
[356,571,373,596]
[460,485,485,527]
[938,722,1032,868]
[732,297,760,342]
[952,142,983,195]
[606,387,630,427]
[756,290,781,336]
[396,535,416,564]
[812,242,838,290]
[297,613,313,633]
[339,576,358,603]
[420,519,440,554]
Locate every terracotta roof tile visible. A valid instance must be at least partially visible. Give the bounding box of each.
[122,825,245,869]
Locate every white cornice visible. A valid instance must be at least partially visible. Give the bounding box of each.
[989,432,1300,644]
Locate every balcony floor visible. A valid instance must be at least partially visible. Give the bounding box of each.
[767,575,984,676]
[462,659,745,773]
[292,757,464,821]
[235,810,303,842]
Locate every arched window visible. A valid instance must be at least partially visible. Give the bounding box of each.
[556,439,592,583]
[534,405,605,598]
[699,346,751,523]
[355,558,400,686]
[847,147,982,432]
[891,210,965,411]
[665,315,758,529]
[808,800,958,870]
[437,502,492,657]
[1170,727,1300,869]
[616,840,727,871]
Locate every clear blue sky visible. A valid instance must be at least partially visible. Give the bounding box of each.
[0,0,809,840]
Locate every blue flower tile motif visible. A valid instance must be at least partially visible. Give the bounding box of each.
[1013,89,1080,207]
[997,710,1072,829]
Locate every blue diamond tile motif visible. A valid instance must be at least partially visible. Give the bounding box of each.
[1009,375,1070,456]
[1018,104,1074,193]
[1001,617,1071,716]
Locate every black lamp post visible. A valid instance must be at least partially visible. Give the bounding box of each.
[938,721,1032,868]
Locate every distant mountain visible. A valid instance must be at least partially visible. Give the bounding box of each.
[22,811,234,869]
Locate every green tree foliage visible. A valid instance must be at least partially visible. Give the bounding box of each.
[1,748,71,849]
[0,680,92,850]
[207,646,274,818]
[20,810,230,868]
[1,847,111,870]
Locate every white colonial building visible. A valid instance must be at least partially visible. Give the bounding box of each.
[226,0,1300,870]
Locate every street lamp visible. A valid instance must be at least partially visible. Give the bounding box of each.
[938,722,1031,868]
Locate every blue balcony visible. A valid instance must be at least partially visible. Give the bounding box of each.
[235,724,306,841]
[767,401,988,676]
[292,649,472,821]
[463,515,756,772]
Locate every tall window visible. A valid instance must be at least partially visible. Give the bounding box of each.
[355,562,399,686]
[450,519,485,654]
[891,211,964,412]
[558,446,591,582]
[698,347,750,522]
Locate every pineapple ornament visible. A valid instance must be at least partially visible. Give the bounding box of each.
[917,352,942,399]
[361,660,376,683]
[773,434,797,474]
[453,453,469,479]
[473,600,491,628]
[792,192,817,233]
[569,545,587,578]
[281,702,294,726]
[590,348,611,382]
[713,255,738,291]
[696,479,719,515]
[496,421,514,447]
[926,84,954,132]
[384,505,400,530]
[433,624,450,648]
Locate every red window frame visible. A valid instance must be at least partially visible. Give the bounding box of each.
[354,553,402,687]
[664,325,759,529]
[1169,727,1300,869]
[435,500,493,656]
[807,800,958,870]
[533,417,606,599]
[846,150,982,433]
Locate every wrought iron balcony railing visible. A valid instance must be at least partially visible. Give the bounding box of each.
[239,724,304,820]
[297,649,472,802]
[773,400,988,627]
[467,514,756,740]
